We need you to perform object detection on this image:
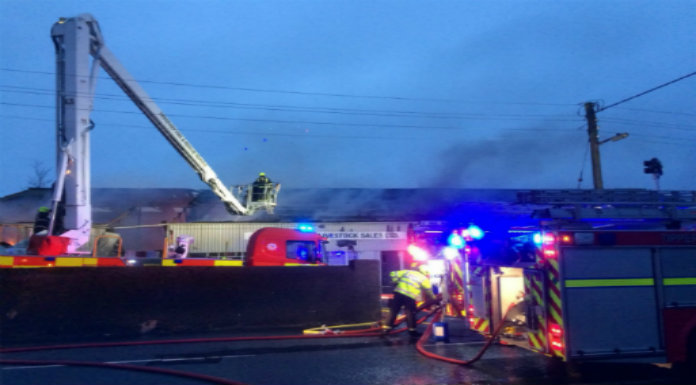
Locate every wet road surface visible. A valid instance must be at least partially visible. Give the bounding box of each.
[1,319,684,385]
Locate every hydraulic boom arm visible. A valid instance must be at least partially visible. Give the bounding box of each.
[95,45,247,215]
[49,14,251,251]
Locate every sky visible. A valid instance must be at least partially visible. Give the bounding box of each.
[1,0,694,198]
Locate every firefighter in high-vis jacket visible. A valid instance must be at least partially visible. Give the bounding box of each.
[384,264,437,337]
[252,172,272,201]
[33,206,50,234]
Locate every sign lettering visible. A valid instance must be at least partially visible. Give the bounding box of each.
[319,231,406,240]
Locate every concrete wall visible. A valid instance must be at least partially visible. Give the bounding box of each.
[0,260,381,345]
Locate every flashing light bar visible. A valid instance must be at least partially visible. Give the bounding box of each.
[297,224,315,232]
[448,233,465,249]
[467,225,484,240]
[460,224,485,241]
[533,233,542,245]
[442,246,460,260]
[533,232,556,246]
[407,244,430,261]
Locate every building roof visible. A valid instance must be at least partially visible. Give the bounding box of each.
[1,187,538,227]
[189,188,536,224]
[0,188,198,226]
[4,188,693,238]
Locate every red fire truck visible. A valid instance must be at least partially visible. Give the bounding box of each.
[406,190,696,371]
[464,228,696,364]
[1,15,322,269]
[458,190,696,369]
[244,227,326,266]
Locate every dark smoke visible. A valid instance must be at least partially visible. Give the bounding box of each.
[427,127,582,188]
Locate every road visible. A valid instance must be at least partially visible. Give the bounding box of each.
[0,318,683,385]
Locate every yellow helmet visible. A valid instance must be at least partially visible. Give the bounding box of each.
[38,206,50,213]
[259,172,266,176]
[411,262,429,275]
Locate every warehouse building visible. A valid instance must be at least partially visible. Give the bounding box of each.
[1,187,537,281]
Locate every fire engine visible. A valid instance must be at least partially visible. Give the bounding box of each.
[245,227,326,266]
[0,14,325,268]
[412,189,696,368]
[0,14,315,267]
[2,226,326,268]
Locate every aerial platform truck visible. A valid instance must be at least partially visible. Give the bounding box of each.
[1,14,323,268]
[446,190,696,370]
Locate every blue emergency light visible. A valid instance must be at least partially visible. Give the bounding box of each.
[533,232,555,247]
[533,232,543,246]
[297,224,314,232]
[467,225,484,240]
[455,224,485,243]
[447,233,465,249]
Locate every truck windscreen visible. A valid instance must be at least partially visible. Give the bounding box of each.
[286,240,320,263]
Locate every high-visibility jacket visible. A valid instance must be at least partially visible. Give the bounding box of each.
[390,270,434,302]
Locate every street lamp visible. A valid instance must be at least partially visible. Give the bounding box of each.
[599,132,629,145]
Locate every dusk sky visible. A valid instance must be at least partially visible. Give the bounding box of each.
[1,0,694,198]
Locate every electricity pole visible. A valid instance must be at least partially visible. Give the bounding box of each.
[584,102,603,190]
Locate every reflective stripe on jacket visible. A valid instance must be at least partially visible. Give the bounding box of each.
[390,270,433,302]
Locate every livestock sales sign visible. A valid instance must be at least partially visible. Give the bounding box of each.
[319,232,406,240]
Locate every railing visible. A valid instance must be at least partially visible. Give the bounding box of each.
[92,233,122,257]
[232,183,281,215]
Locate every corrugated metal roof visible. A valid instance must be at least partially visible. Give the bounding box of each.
[1,187,534,225]
[0,188,198,225]
[187,188,529,223]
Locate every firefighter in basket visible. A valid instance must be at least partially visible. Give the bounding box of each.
[252,172,272,202]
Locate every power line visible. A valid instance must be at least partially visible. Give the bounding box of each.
[0,85,580,122]
[0,114,581,142]
[3,113,693,155]
[0,102,582,131]
[612,107,696,117]
[0,67,578,106]
[598,71,696,112]
[600,117,696,131]
[630,132,696,143]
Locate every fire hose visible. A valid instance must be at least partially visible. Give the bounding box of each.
[0,304,514,383]
[0,308,434,385]
[415,303,515,365]
[0,358,248,385]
